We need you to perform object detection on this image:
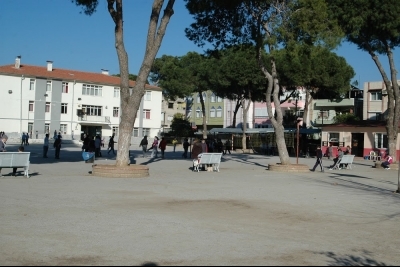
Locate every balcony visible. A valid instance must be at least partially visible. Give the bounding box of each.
[78,115,111,124]
[315,98,354,107]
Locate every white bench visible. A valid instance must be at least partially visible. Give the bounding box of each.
[338,155,355,170]
[0,152,31,178]
[193,153,223,172]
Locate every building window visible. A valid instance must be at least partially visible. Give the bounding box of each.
[44,124,50,134]
[168,103,174,109]
[60,124,67,135]
[82,105,102,116]
[370,91,382,101]
[145,91,151,101]
[211,93,216,102]
[202,92,207,102]
[82,84,103,96]
[255,108,268,117]
[143,128,150,137]
[217,106,222,117]
[112,126,119,137]
[62,82,69,93]
[167,115,173,121]
[217,96,222,102]
[374,133,388,149]
[143,109,151,119]
[28,123,33,135]
[114,88,120,98]
[29,101,34,112]
[113,107,119,117]
[133,128,139,137]
[196,107,202,118]
[45,102,50,113]
[46,80,52,92]
[197,93,201,103]
[29,79,35,90]
[210,106,216,118]
[61,103,68,114]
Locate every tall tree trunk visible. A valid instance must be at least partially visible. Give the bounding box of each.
[109,0,175,166]
[302,88,311,128]
[368,45,399,162]
[260,54,291,165]
[232,98,241,128]
[199,92,208,139]
[241,93,251,150]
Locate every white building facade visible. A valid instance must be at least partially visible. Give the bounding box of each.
[0,56,162,142]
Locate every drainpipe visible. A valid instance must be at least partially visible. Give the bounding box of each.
[20,75,24,134]
[70,80,76,140]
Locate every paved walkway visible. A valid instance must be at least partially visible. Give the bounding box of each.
[1,143,399,266]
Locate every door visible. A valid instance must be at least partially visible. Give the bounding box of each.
[351,133,364,157]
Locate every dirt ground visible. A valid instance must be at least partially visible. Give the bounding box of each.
[0,143,399,266]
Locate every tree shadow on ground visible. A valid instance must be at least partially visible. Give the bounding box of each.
[320,174,400,197]
[319,251,389,266]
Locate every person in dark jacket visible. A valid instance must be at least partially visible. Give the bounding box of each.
[311,146,324,172]
[139,136,148,158]
[54,135,62,159]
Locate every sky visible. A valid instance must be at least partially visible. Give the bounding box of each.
[0,0,398,89]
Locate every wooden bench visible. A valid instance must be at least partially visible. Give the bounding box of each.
[193,153,223,172]
[338,155,355,170]
[0,152,31,178]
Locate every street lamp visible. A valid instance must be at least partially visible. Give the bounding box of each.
[296,117,303,164]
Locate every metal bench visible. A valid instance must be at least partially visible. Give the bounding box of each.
[193,153,223,172]
[0,152,31,178]
[337,155,355,170]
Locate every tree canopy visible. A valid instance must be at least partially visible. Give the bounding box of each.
[328,0,400,161]
[185,0,345,165]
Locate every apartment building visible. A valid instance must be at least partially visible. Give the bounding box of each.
[0,56,162,141]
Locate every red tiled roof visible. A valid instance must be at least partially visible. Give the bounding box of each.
[0,64,161,91]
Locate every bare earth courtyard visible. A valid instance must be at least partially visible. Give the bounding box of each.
[1,143,399,266]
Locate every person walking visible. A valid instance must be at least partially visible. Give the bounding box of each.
[159,137,167,159]
[182,138,189,159]
[311,146,324,172]
[25,133,29,145]
[139,135,148,158]
[54,135,62,159]
[172,137,178,152]
[107,134,116,155]
[43,133,49,158]
[95,135,102,157]
[53,130,57,140]
[21,133,26,146]
[150,136,159,158]
[224,139,231,155]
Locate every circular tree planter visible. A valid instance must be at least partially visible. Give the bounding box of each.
[92,164,149,178]
[268,163,310,173]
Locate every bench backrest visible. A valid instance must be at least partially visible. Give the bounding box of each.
[0,152,30,167]
[199,153,222,164]
[339,155,354,164]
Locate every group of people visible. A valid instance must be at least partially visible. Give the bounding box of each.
[312,144,394,172]
[139,135,168,159]
[81,134,117,157]
[20,132,30,146]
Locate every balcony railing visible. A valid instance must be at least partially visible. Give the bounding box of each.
[78,115,111,124]
[314,118,335,125]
